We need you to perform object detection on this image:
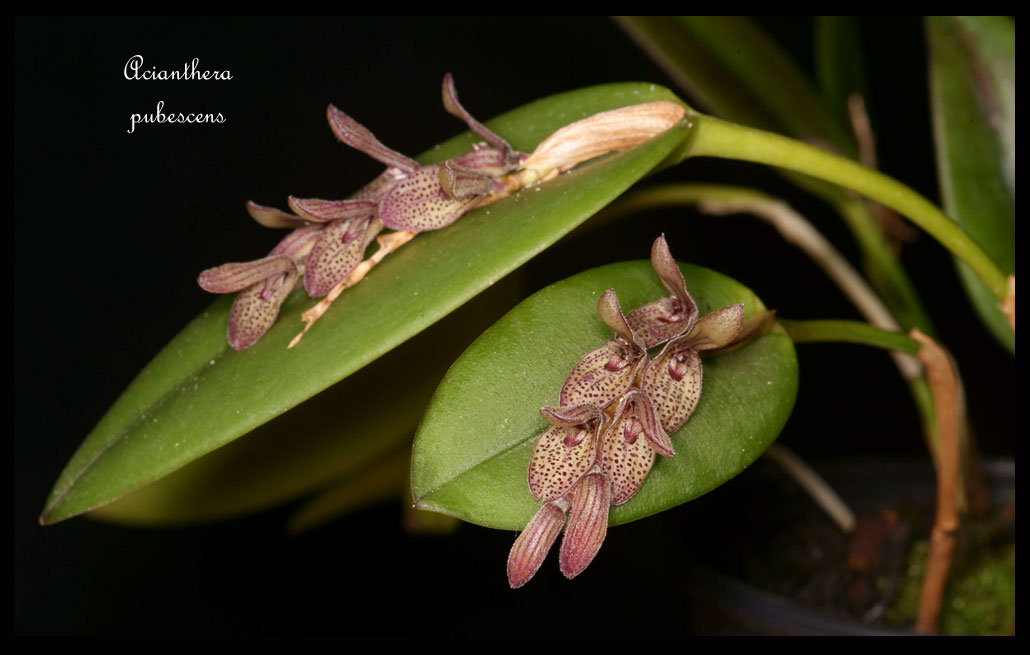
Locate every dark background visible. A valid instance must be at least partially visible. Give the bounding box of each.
[15,17,1014,635]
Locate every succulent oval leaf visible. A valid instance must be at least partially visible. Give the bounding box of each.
[411,261,798,530]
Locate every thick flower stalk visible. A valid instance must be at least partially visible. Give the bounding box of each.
[507,235,746,588]
[197,75,686,350]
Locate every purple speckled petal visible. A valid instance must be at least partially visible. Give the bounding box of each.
[269,225,324,261]
[303,217,373,297]
[287,197,377,223]
[226,266,300,350]
[198,254,295,293]
[352,169,406,204]
[625,297,692,348]
[245,200,311,229]
[559,340,645,408]
[651,235,697,316]
[438,160,496,198]
[680,304,746,351]
[528,424,599,503]
[625,235,700,347]
[558,473,611,580]
[507,499,568,588]
[378,165,481,232]
[600,395,657,506]
[641,339,702,434]
[326,105,420,175]
[596,289,641,347]
[540,403,603,428]
[441,73,519,168]
[624,389,674,458]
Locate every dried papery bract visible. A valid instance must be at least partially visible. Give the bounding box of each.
[521,101,686,176]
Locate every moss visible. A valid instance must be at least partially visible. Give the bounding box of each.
[887,538,1015,635]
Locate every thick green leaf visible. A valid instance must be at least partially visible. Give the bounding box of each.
[617,16,855,154]
[412,261,798,530]
[86,273,525,525]
[927,16,1015,353]
[41,82,690,525]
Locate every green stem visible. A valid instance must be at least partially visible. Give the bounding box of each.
[683,112,1009,302]
[779,318,920,354]
[829,191,935,334]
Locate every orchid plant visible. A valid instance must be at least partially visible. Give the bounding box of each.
[39,17,1012,635]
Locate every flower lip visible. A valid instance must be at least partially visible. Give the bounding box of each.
[625,234,700,348]
[441,72,520,170]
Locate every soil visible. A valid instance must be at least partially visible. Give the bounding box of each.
[675,457,1014,635]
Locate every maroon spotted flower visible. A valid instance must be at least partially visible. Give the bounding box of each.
[198,74,526,349]
[507,236,749,588]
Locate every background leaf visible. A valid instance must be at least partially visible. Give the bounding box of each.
[41,82,689,525]
[412,260,798,530]
[617,16,855,154]
[814,16,868,129]
[927,16,1015,353]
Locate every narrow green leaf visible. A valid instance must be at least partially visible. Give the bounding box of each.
[617,16,855,154]
[814,16,868,128]
[41,82,690,525]
[927,16,1015,353]
[412,261,798,530]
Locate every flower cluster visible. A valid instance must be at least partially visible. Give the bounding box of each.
[507,235,747,587]
[197,74,526,350]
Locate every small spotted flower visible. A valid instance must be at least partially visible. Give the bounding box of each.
[625,234,699,348]
[507,236,749,588]
[198,74,526,349]
[528,402,605,504]
[200,79,686,350]
[559,288,647,407]
[640,302,746,435]
[599,389,674,506]
[197,203,326,350]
